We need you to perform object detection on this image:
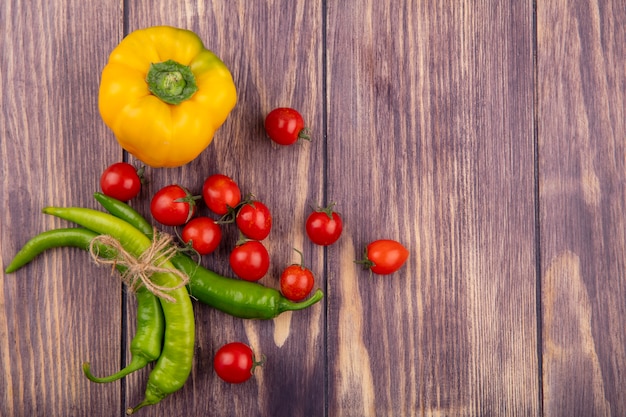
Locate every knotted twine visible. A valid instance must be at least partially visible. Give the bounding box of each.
[88,230,189,303]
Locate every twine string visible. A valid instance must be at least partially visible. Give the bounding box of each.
[89,231,188,303]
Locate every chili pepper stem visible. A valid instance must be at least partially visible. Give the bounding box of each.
[277,288,324,314]
[126,388,163,415]
[126,380,169,414]
[82,356,149,384]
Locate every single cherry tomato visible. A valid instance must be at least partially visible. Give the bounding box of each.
[150,184,199,226]
[202,174,242,215]
[213,342,264,384]
[229,240,270,281]
[305,203,343,246]
[280,249,315,301]
[356,239,409,275]
[280,265,315,302]
[264,107,310,145]
[181,217,222,255]
[236,200,272,240]
[100,162,143,201]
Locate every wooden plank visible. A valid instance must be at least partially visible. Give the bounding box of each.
[537,0,626,416]
[118,1,326,416]
[0,1,124,416]
[5,1,624,416]
[326,1,539,415]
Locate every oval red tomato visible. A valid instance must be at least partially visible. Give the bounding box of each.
[202,174,242,215]
[100,162,143,202]
[150,184,198,226]
[236,201,272,240]
[181,217,222,255]
[305,203,343,246]
[229,240,270,281]
[357,239,409,275]
[264,107,310,145]
[213,342,264,384]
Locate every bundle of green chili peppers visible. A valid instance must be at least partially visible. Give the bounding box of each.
[4,193,324,414]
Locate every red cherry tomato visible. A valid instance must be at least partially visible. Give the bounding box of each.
[229,240,270,281]
[100,162,143,201]
[280,265,315,302]
[181,217,222,255]
[279,248,315,301]
[305,203,343,246]
[202,174,242,215]
[236,201,272,240]
[264,107,310,145]
[150,184,198,226]
[357,239,409,275]
[213,342,264,384]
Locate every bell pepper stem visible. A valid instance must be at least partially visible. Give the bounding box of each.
[146,59,198,105]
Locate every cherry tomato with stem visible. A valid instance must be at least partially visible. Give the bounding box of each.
[280,248,315,301]
[305,202,343,246]
[100,162,144,202]
[264,107,310,145]
[229,239,270,281]
[150,184,200,226]
[202,174,242,216]
[355,239,409,275]
[236,200,272,241]
[213,342,265,384]
[181,217,222,255]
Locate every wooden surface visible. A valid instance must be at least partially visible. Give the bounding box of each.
[1,1,624,416]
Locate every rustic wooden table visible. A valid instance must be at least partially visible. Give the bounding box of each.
[1,1,624,416]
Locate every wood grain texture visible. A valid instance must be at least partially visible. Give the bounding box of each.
[538,1,626,416]
[326,1,539,416]
[0,1,123,416]
[2,0,626,416]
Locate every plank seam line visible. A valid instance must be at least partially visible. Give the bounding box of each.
[321,0,329,416]
[532,0,545,415]
[120,1,130,414]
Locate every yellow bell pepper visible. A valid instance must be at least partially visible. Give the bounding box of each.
[98,26,237,167]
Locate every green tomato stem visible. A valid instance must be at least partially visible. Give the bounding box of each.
[298,127,312,141]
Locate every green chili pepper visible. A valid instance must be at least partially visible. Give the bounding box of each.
[83,282,164,383]
[4,227,165,383]
[175,252,324,319]
[40,207,195,413]
[94,192,154,238]
[94,192,325,319]
[4,228,117,273]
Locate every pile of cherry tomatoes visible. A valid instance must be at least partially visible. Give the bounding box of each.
[99,107,409,384]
